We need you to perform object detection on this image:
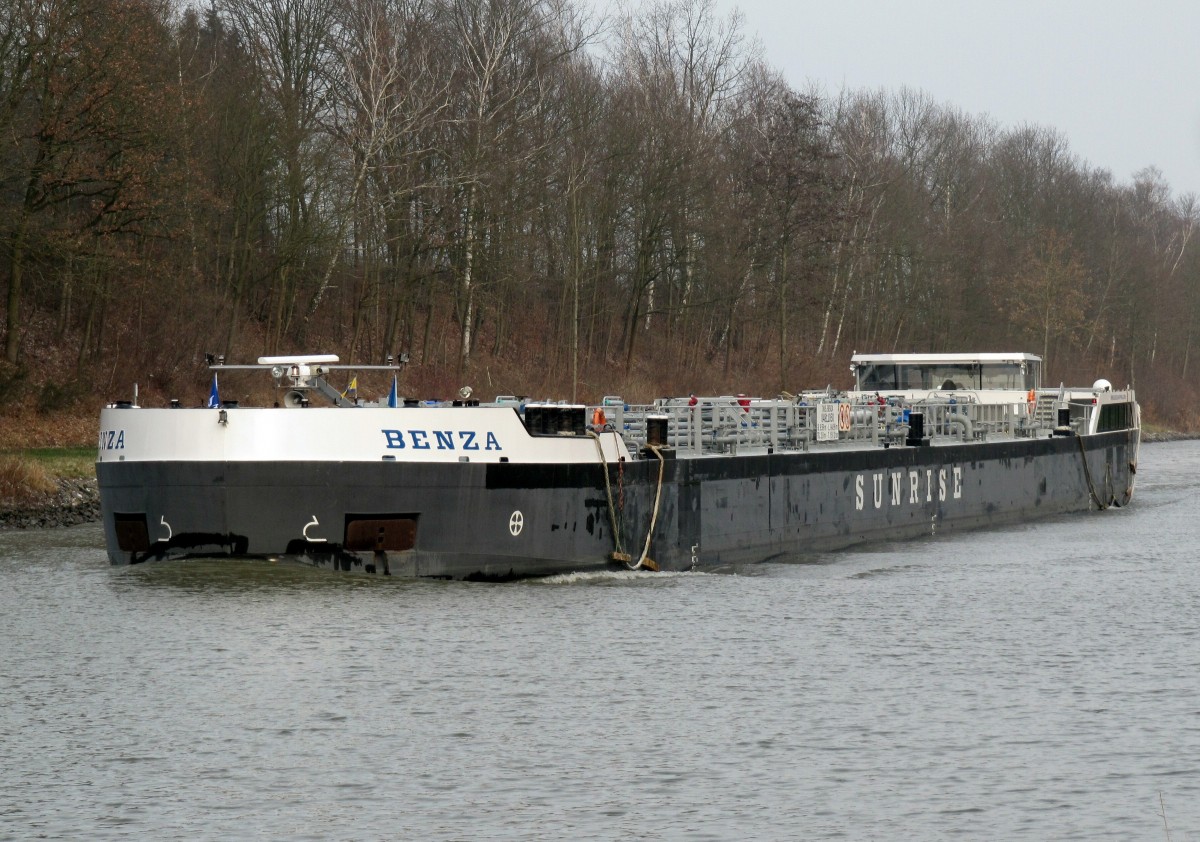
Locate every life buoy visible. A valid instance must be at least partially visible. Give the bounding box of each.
[838,402,851,431]
[592,407,607,428]
[1026,390,1037,417]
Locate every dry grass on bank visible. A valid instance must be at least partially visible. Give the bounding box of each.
[0,407,97,450]
[18,448,95,479]
[0,456,57,508]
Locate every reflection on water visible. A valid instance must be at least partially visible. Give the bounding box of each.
[115,556,704,595]
[117,557,423,594]
[2,442,1199,840]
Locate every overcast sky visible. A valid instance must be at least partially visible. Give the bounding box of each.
[712,0,1200,198]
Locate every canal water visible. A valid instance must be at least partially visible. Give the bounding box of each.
[2,441,1198,840]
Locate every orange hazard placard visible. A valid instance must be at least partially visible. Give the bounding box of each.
[838,402,851,431]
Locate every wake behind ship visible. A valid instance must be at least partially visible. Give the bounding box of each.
[96,352,1140,579]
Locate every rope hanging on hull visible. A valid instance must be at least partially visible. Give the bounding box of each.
[588,432,664,572]
[1077,435,1124,509]
[631,445,665,572]
[590,430,628,563]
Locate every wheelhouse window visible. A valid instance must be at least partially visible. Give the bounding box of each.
[1097,402,1134,432]
[925,364,977,390]
[857,364,898,390]
[896,364,928,389]
[980,364,1021,390]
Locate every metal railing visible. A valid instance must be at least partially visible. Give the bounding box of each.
[599,393,1050,458]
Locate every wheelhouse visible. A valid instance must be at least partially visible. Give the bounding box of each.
[851,353,1042,393]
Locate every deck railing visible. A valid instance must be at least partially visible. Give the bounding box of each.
[601,393,1052,457]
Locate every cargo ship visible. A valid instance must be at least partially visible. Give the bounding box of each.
[96,352,1140,579]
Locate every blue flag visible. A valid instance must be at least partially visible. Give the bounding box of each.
[387,375,398,408]
[208,373,220,408]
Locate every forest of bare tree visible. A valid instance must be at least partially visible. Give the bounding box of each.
[2,0,1198,431]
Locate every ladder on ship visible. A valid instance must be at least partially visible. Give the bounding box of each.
[1033,393,1058,428]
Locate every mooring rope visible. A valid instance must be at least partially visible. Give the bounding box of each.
[589,430,627,561]
[1076,435,1108,511]
[632,444,666,571]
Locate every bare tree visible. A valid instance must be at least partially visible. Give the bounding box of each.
[609,0,749,371]
[441,0,586,374]
[1,0,178,365]
[1002,229,1088,363]
[219,0,340,352]
[306,0,449,353]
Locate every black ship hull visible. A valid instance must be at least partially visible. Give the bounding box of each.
[97,429,1138,579]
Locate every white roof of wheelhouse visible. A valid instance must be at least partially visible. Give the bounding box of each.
[850,353,1042,364]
